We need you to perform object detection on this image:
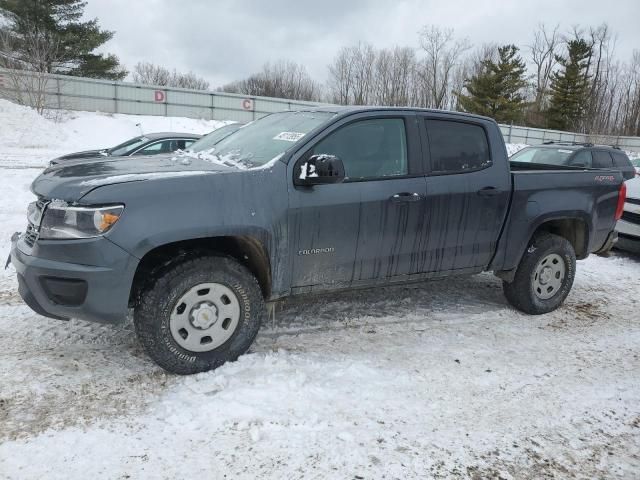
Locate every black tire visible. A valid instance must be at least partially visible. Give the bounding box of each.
[134,255,265,374]
[503,233,576,315]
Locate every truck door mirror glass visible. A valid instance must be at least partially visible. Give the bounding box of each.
[296,154,346,186]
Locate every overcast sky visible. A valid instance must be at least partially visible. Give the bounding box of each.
[84,0,639,87]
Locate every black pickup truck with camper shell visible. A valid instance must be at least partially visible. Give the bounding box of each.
[9,106,627,374]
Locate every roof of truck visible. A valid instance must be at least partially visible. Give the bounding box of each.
[297,105,496,122]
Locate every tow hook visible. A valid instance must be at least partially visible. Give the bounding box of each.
[5,232,20,269]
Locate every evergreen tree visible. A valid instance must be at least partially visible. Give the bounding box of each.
[546,39,591,131]
[457,45,528,123]
[0,0,126,80]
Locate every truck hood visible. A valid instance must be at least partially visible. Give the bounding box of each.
[32,153,239,201]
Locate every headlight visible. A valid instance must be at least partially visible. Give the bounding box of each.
[39,203,124,239]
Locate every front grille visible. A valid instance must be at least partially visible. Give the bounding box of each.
[23,198,48,247]
[622,210,640,225]
[627,197,640,206]
[24,222,39,247]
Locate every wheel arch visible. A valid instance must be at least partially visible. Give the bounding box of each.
[496,215,589,283]
[129,235,272,307]
[530,217,590,259]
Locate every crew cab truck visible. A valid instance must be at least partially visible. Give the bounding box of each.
[10,107,627,374]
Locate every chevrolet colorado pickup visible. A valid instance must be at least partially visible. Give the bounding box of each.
[10,107,627,374]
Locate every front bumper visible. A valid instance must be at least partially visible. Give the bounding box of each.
[10,233,138,324]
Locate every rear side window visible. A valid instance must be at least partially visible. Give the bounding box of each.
[592,151,614,168]
[425,119,491,173]
[612,151,631,167]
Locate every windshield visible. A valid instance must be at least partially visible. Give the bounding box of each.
[630,157,640,168]
[186,111,335,168]
[108,136,148,156]
[189,123,243,152]
[510,147,574,165]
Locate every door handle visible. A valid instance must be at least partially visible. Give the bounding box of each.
[477,187,501,197]
[390,192,422,203]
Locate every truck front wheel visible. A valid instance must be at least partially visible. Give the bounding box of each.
[134,256,265,374]
[503,233,576,315]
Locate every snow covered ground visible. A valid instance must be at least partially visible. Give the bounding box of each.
[1,103,639,479]
[0,99,225,168]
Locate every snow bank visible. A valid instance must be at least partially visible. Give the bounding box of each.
[0,99,225,167]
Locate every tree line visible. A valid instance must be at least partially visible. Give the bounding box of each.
[1,1,638,136]
[221,24,640,137]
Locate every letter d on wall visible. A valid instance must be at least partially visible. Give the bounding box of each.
[154,90,166,102]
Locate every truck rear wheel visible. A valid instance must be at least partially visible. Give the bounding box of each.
[502,233,576,315]
[134,256,264,374]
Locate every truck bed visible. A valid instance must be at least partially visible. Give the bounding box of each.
[489,163,623,273]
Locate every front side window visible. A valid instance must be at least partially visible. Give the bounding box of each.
[310,118,408,180]
[426,119,491,173]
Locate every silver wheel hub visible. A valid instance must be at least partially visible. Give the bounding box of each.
[170,283,241,352]
[190,302,218,330]
[533,253,566,300]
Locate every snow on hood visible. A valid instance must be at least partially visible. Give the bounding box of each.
[178,148,285,171]
[180,149,250,170]
[78,170,218,187]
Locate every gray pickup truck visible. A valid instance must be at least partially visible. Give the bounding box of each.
[10,107,627,374]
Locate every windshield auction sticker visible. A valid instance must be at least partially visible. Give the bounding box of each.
[273,132,305,142]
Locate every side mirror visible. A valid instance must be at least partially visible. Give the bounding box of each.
[296,154,345,186]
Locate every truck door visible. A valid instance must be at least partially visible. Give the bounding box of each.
[287,113,426,289]
[418,116,511,272]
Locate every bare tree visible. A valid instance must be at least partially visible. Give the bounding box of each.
[132,62,171,85]
[327,46,354,104]
[373,46,416,106]
[132,62,210,90]
[327,43,376,105]
[174,71,210,90]
[417,25,470,109]
[0,23,62,113]
[350,43,376,105]
[582,23,617,133]
[528,23,560,115]
[221,60,321,101]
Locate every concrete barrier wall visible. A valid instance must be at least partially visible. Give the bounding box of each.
[1,68,639,152]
